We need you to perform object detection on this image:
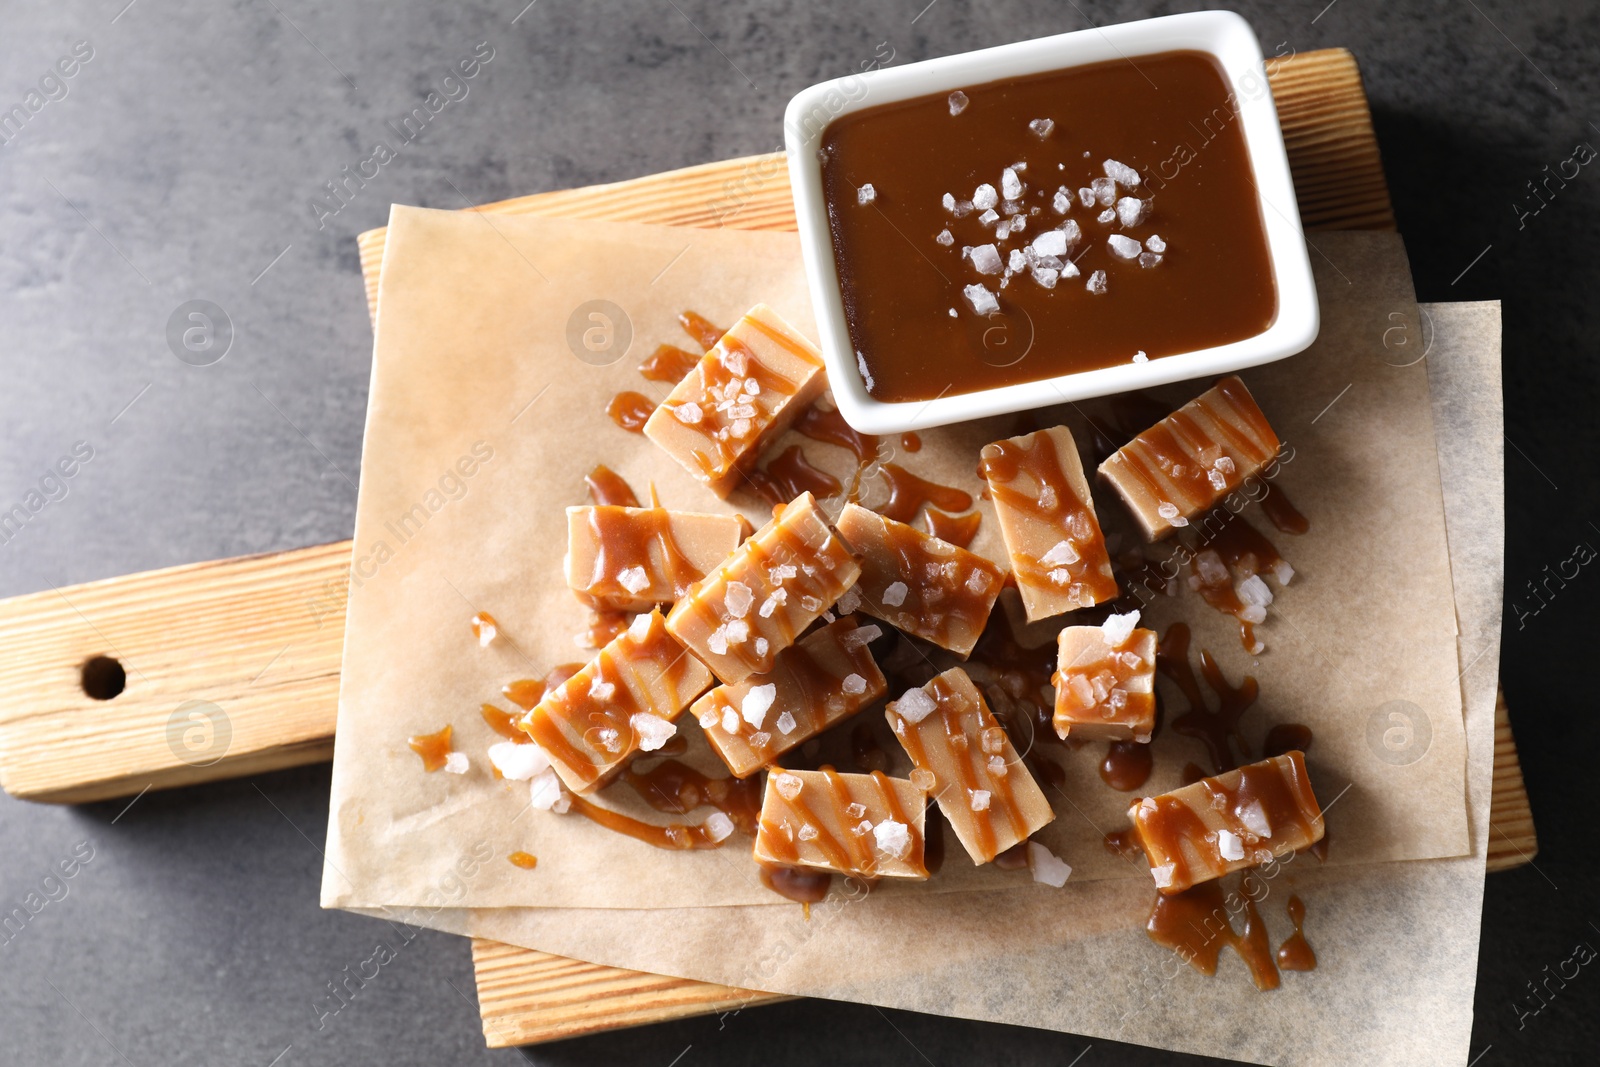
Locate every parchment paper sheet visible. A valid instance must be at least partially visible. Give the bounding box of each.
[357,302,1503,1067]
[323,211,1469,914]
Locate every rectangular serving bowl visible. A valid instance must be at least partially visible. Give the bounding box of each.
[783,9,1320,434]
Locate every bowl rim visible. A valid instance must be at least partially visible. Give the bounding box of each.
[783,9,1321,435]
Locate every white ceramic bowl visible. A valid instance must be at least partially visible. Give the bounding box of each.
[784,10,1319,435]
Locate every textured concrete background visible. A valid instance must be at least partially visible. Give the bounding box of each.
[1,1,1596,1064]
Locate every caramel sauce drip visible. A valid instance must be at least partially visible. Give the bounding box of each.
[900,432,922,453]
[794,405,878,462]
[638,344,701,384]
[746,445,843,506]
[1184,507,1288,652]
[606,391,656,433]
[620,757,763,836]
[1263,723,1313,759]
[502,665,584,713]
[759,863,832,906]
[582,506,704,602]
[679,310,725,352]
[470,612,498,644]
[1259,483,1309,535]
[407,725,453,772]
[481,703,524,741]
[508,851,538,870]
[980,430,1118,604]
[1147,878,1281,990]
[584,464,640,507]
[579,609,634,650]
[1099,740,1154,791]
[922,507,981,548]
[1103,828,1142,858]
[1277,894,1317,971]
[1308,832,1330,862]
[878,463,973,524]
[568,795,731,850]
[1159,623,1258,774]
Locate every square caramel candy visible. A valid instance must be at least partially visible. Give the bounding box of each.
[981,424,1118,620]
[643,303,826,497]
[885,667,1055,865]
[519,610,712,793]
[1053,612,1157,742]
[565,505,747,613]
[1127,751,1324,894]
[753,768,928,879]
[1098,375,1280,541]
[834,502,1004,658]
[693,617,887,778]
[666,492,860,685]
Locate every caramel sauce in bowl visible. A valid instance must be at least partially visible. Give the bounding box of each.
[783,11,1319,434]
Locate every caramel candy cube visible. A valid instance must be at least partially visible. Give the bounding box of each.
[753,768,928,879]
[886,667,1055,864]
[981,425,1118,620]
[643,303,826,497]
[1127,751,1325,894]
[1098,375,1280,541]
[694,618,887,778]
[834,502,1004,658]
[565,505,746,613]
[519,610,712,793]
[1053,613,1157,742]
[666,492,860,685]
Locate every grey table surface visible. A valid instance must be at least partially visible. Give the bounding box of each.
[2,1,1596,1064]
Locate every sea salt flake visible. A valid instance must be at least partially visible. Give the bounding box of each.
[981,726,1008,755]
[837,586,863,615]
[995,219,1012,240]
[1048,567,1072,586]
[724,580,754,618]
[797,823,819,841]
[1086,270,1107,295]
[841,623,882,649]
[707,627,729,656]
[969,789,992,812]
[1031,266,1059,289]
[489,741,550,781]
[1116,196,1148,227]
[910,768,937,791]
[1028,117,1055,138]
[1053,188,1071,213]
[841,673,868,696]
[529,768,566,810]
[882,581,909,607]
[1108,234,1142,259]
[1238,799,1273,839]
[1032,230,1068,257]
[978,208,999,225]
[1216,828,1245,861]
[442,751,469,774]
[1133,350,1148,363]
[852,819,873,837]
[1103,159,1142,186]
[776,710,797,735]
[1039,539,1080,567]
[1097,207,1116,224]
[1101,609,1140,647]
[721,708,740,734]
[698,707,719,728]
[857,183,876,205]
[1145,233,1167,253]
[873,820,912,859]
[936,228,954,246]
[972,183,998,210]
[948,90,968,115]
[473,615,498,647]
[1001,167,1023,199]
[741,683,777,728]
[617,566,650,594]
[589,679,616,702]
[1150,862,1177,889]
[1028,841,1073,887]
[630,712,677,752]
[963,284,999,316]
[1078,187,1095,208]
[845,801,868,820]
[988,754,1009,776]
[1090,176,1117,205]
[969,243,1002,274]
[754,637,769,657]
[1008,248,1027,272]
[965,570,992,594]
[703,812,734,843]
[774,772,804,800]
[1139,252,1163,269]
[895,687,938,724]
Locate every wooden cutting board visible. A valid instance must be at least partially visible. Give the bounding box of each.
[0,46,1532,1048]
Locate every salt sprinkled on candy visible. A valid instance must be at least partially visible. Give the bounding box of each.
[489,741,550,781]
[981,726,1007,754]
[630,712,677,752]
[1028,842,1073,887]
[1216,828,1245,861]
[1150,862,1176,890]
[1103,159,1141,186]
[1001,167,1023,200]
[1238,799,1273,839]
[857,183,876,205]
[1108,234,1141,259]
[703,812,735,843]
[1086,270,1107,295]
[673,401,703,425]
[1237,574,1274,609]
[1032,230,1068,257]
[1101,609,1140,647]
[873,820,912,859]
[1133,351,1148,363]
[589,678,616,702]
[1156,501,1189,527]
[836,585,863,615]
[1273,559,1296,585]
[707,627,729,655]
[776,710,797,735]
[969,789,992,812]
[797,824,819,841]
[774,772,805,800]
[1028,117,1055,138]
[845,801,868,820]
[1146,233,1167,253]
[963,284,999,316]
[721,708,740,734]
[988,754,1009,776]
[628,612,654,641]
[1039,539,1080,567]
[972,183,999,210]
[529,769,566,811]
[841,623,881,649]
[910,768,937,791]
[617,566,650,594]
[725,619,751,644]
[882,581,909,607]
[895,687,938,724]
[965,570,992,594]
[948,90,969,115]
[852,819,873,836]
[754,636,769,656]
[936,228,954,246]
[842,673,868,695]
[1116,196,1148,227]
[724,580,754,618]
[741,683,777,728]
[443,752,469,774]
